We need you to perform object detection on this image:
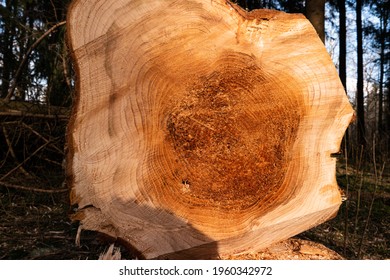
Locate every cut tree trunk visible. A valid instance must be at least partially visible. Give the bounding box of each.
[66,0,354,259]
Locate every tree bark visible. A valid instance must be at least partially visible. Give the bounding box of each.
[356,0,366,147]
[1,0,15,98]
[377,8,387,138]
[66,0,353,259]
[338,0,347,89]
[305,0,326,43]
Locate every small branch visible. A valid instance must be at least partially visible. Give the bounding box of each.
[4,21,67,102]
[0,140,52,182]
[41,157,63,167]
[357,139,384,259]
[2,126,32,177]
[20,122,64,155]
[0,111,69,120]
[0,181,67,193]
[343,137,349,255]
[50,0,59,22]
[62,45,73,91]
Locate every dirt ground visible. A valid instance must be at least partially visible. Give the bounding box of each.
[0,163,389,260]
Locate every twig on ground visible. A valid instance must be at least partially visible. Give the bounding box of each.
[0,140,52,182]
[0,181,67,193]
[20,122,64,155]
[2,126,32,177]
[0,111,69,120]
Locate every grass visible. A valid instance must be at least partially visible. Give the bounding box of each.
[298,160,390,259]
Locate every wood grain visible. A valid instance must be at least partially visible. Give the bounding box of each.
[66,0,353,259]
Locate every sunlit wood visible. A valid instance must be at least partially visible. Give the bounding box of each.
[66,0,353,259]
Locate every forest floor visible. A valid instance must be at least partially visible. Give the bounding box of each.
[0,162,389,260]
[298,161,390,260]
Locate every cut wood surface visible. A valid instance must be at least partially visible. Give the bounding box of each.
[66,0,354,259]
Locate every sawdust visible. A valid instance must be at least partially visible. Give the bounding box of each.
[220,238,344,260]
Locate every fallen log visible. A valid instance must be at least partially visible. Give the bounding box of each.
[66,0,353,259]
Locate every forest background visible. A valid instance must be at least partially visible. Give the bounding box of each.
[0,0,389,260]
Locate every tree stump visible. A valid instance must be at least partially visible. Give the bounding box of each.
[66,0,353,259]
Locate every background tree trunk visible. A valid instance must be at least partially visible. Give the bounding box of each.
[67,0,353,259]
[305,0,326,43]
[356,0,366,148]
[1,0,16,98]
[377,7,387,140]
[338,0,347,89]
